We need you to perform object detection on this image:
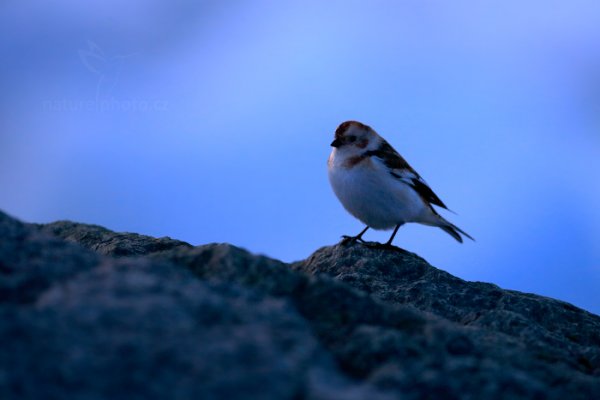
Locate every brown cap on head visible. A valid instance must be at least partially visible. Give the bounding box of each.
[331,121,373,148]
[334,120,371,140]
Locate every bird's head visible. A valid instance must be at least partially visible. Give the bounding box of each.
[330,121,380,155]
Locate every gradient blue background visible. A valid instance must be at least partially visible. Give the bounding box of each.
[1,1,599,313]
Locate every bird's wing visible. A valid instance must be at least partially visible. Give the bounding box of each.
[366,140,449,210]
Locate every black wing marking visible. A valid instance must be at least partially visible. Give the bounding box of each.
[367,140,449,210]
[404,175,448,210]
[365,140,411,170]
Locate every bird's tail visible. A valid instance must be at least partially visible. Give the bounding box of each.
[437,217,475,243]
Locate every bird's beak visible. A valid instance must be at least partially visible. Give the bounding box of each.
[330,138,342,147]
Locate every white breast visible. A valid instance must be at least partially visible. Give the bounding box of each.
[328,150,429,230]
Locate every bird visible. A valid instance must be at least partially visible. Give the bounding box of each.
[327,120,474,246]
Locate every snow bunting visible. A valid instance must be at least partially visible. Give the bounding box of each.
[328,120,473,246]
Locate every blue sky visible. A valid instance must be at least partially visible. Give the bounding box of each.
[1,1,599,313]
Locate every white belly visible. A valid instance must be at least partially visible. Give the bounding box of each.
[328,157,429,230]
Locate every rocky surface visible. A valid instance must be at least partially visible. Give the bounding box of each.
[1,210,599,399]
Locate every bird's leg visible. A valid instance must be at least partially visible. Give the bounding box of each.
[383,223,403,247]
[355,226,369,241]
[341,226,369,243]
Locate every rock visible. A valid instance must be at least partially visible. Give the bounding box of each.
[1,209,599,399]
[37,220,191,257]
[294,243,600,370]
[0,211,388,400]
[0,213,100,304]
[293,242,600,398]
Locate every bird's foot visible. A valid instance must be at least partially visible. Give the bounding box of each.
[340,235,406,252]
[340,235,366,245]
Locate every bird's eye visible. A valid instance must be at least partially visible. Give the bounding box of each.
[347,136,357,143]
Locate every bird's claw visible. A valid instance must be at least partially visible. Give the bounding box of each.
[340,235,365,245]
[340,236,405,252]
[341,236,386,248]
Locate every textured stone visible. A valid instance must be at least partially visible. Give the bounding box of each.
[37,220,191,257]
[294,242,600,375]
[0,212,387,400]
[1,210,599,399]
[0,213,100,304]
